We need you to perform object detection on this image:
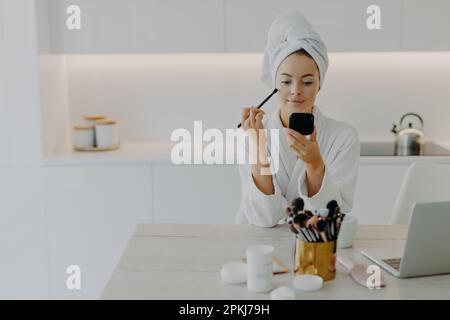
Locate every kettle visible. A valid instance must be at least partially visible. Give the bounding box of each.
[391,113,424,156]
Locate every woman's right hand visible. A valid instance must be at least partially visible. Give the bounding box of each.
[241,107,265,131]
[241,107,271,170]
[241,108,273,190]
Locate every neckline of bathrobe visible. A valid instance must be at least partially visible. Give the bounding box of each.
[269,105,324,192]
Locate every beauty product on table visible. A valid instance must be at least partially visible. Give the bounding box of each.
[270,286,296,300]
[220,262,247,284]
[286,198,348,281]
[337,255,386,288]
[293,274,323,291]
[286,199,346,243]
[246,245,274,292]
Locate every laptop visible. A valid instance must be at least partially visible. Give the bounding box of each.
[362,201,450,278]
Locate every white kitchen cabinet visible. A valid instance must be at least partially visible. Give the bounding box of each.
[43,165,152,299]
[47,0,224,53]
[225,0,402,52]
[0,166,49,299]
[401,0,450,51]
[354,164,408,201]
[351,200,396,225]
[153,165,241,224]
[351,163,408,224]
[39,0,450,54]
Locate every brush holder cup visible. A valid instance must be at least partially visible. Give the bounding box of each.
[294,239,336,281]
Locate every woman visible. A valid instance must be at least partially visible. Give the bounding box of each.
[236,12,360,227]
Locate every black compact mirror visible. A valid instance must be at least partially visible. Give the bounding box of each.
[289,113,314,135]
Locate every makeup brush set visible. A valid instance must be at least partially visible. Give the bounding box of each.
[285,198,346,243]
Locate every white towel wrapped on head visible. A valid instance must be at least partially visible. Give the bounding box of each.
[261,12,329,90]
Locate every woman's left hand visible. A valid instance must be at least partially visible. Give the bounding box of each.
[285,127,324,171]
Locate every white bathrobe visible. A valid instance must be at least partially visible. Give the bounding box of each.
[236,105,360,227]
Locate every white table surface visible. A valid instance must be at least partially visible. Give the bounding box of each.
[102,224,450,299]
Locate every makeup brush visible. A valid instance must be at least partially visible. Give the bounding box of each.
[285,205,292,216]
[294,215,313,242]
[293,222,308,242]
[237,88,278,128]
[291,206,301,215]
[290,224,299,235]
[316,220,328,242]
[326,200,338,216]
[291,197,304,211]
[303,209,314,218]
[296,214,317,242]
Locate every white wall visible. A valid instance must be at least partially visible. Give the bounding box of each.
[0,0,49,299]
[0,0,9,165]
[0,0,43,165]
[63,52,450,148]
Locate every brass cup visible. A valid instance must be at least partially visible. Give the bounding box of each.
[294,239,336,281]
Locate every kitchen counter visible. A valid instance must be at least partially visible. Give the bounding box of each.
[102,223,450,300]
[44,141,450,166]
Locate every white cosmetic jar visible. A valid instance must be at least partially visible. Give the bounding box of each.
[246,244,274,293]
[73,125,94,148]
[95,119,119,148]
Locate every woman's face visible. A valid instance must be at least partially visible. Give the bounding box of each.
[275,53,320,127]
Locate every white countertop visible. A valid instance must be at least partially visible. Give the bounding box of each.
[44,141,450,166]
[102,223,450,300]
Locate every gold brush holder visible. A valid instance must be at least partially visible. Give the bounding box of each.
[294,239,336,281]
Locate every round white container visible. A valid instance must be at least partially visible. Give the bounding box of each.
[246,244,274,293]
[293,274,323,291]
[270,286,295,300]
[337,214,358,249]
[220,262,247,284]
[95,119,119,148]
[73,125,94,148]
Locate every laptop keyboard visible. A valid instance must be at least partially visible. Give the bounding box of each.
[382,258,401,271]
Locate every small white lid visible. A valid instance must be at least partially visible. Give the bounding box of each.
[270,286,296,300]
[293,275,323,291]
[220,262,247,284]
